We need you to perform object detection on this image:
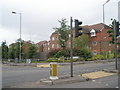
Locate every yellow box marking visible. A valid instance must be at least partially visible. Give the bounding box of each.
[82,71,116,79]
[37,64,50,68]
[37,64,59,68]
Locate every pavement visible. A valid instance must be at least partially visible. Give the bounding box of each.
[39,75,89,85]
[39,70,117,85]
[10,69,118,88]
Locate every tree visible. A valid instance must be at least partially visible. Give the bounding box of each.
[27,44,37,59]
[73,34,89,50]
[8,38,24,61]
[75,48,92,61]
[53,18,69,49]
[54,49,70,58]
[2,41,8,61]
[14,38,24,59]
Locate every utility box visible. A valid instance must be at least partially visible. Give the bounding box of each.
[50,62,58,80]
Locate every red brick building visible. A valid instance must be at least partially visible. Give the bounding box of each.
[49,32,61,51]
[37,23,115,56]
[83,23,114,55]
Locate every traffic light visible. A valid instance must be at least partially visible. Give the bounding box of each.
[115,21,120,36]
[74,19,82,38]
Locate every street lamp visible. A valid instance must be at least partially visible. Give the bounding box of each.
[12,11,22,63]
[103,0,110,24]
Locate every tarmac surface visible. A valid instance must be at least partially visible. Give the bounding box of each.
[2,59,119,88]
[10,69,118,88]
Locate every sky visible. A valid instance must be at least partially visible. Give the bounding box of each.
[0,0,119,45]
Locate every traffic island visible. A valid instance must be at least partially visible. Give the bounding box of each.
[102,69,118,73]
[39,75,89,85]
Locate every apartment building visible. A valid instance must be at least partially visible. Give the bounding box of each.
[37,23,115,56]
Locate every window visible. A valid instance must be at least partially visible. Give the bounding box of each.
[57,44,59,48]
[48,47,50,50]
[92,41,97,45]
[57,37,59,40]
[48,43,49,46]
[45,44,46,47]
[43,44,45,47]
[69,34,71,38]
[109,44,111,46]
[117,45,119,48]
[52,44,54,48]
[91,32,95,35]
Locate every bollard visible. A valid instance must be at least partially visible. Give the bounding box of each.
[50,62,58,80]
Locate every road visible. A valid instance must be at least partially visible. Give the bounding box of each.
[2,61,116,88]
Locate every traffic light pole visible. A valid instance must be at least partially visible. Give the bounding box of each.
[70,17,73,77]
[113,19,118,70]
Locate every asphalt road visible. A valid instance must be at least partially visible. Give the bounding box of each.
[2,61,116,88]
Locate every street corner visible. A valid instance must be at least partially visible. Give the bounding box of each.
[81,71,116,80]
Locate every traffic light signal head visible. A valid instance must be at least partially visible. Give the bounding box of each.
[75,19,83,38]
[115,21,120,36]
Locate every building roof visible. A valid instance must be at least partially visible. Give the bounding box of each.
[36,41,47,46]
[82,23,112,33]
[50,31,59,38]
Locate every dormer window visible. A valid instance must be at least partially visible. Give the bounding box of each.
[52,37,55,41]
[90,29,96,37]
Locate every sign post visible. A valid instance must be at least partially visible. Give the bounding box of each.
[70,17,73,77]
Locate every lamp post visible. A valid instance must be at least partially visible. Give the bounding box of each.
[103,0,110,24]
[12,11,22,63]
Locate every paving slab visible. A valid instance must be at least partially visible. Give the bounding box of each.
[81,71,116,79]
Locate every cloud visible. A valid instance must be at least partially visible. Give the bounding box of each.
[1,0,119,45]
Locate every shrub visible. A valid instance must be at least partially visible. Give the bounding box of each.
[108,54,114,59]
[118,53,120,58]
[54,49,70,58]
[87,58,94,61]
[47,59,58,62]
[47,49,60,58]
[58,57,65,62]
[73,58,77,62]
[94,55,104,60]
[66,60,70,63]
[87,54,104,61]
[77,57,84,61]
[47,57,58,62]
[77,49,92,60]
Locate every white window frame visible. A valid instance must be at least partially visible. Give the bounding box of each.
[90,29,96,37]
